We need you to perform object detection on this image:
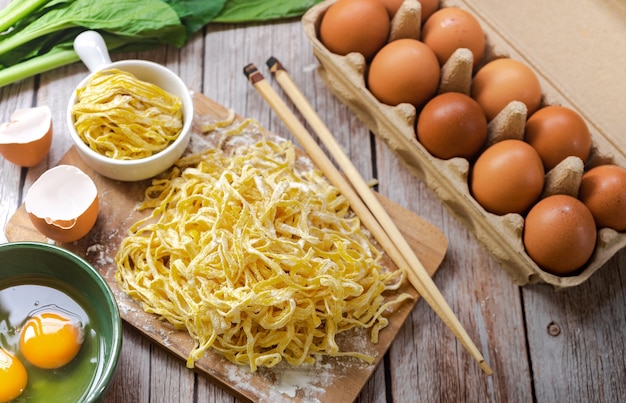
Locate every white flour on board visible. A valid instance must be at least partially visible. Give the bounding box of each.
[224,356,370,403]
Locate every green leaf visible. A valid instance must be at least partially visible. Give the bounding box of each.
[214,0,324,23]
[161,0,228,39]
[0,0,186,57]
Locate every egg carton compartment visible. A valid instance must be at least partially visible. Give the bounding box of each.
[302,0,626,288]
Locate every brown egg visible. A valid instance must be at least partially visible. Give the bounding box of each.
[25,165,99,243]
[379,0,439,21]
[421,7,485,69]
[319,0,390,60]
[416,92,487,160]
[525,106,591,171]
[470,139,544,215]
[379,0,404,17]
[367,38,440,108]
[0,105,53,167]
[578,164,626,231]
[471,58,542,121]
[419,0,440,22]
[523,194,597,275]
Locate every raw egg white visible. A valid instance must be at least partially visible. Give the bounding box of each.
[471,58,542,121]
[0,348,28,403]
[367,38,440,108]
[523,194,597,275]
[578,164,626,231]
[19,311,85,370]
[421,7,485,69]
[416,92,487,160]
[470,139,544,215]
[0,105,53,167]
[525,105,591,171]
[25,165,99,243]
[319,0,390,60]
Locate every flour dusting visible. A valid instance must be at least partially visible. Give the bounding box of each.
[224,357,346,403]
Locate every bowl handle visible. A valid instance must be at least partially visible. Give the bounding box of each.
[74,30,112,72]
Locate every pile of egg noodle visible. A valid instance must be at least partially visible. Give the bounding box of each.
[115,118,411,371]
[72,69,183,160]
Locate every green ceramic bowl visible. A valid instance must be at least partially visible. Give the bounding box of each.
[0,241,122,402]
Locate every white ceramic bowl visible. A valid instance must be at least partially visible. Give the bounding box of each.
[67,31,193,182]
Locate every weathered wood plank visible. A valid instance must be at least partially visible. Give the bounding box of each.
[523,257,626,403]
[0,70,36,243]
[105,326,152,402]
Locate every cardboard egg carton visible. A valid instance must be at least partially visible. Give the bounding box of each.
[302,0,626,288]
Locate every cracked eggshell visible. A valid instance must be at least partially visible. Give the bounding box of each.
[25,165,99,243]
[0,106,53,167]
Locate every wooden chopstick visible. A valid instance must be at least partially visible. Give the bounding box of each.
[265,58,494,376]
[243,64,409,271]
[244,62,492,375]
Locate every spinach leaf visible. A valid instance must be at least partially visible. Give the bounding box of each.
[214,0,324,23]
[0,0,185,58]
[161,0,228,39]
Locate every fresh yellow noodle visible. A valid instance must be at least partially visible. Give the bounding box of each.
[200,108,236,133]
[115,122,412,371]
[72,69,183,160]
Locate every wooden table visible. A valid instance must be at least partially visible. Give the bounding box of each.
[1,4,625,403]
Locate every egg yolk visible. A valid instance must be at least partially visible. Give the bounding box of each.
[0,347,28,403]
[19,311,84,369]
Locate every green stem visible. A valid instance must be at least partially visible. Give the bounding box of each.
[0,0,51,33]
[0,48,79,87]
[0,21,73,55]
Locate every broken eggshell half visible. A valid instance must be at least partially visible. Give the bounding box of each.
[0,105,53,167]
[25,165,99,243]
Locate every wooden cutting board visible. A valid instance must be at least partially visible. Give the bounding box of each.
[5,92,448,403]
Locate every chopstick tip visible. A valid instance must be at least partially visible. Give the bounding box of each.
[266,56,285,74]
[243,63,264,84]
[480,360,493,376]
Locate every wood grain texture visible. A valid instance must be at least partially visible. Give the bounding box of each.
[1,0,625,401]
